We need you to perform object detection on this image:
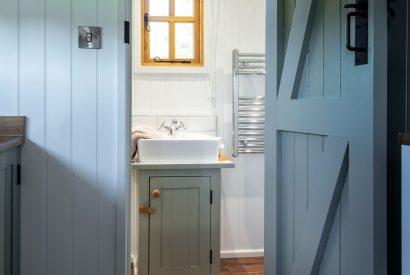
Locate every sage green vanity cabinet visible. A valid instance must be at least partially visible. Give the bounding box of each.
[0,148,20,275]
[135,162,234,275]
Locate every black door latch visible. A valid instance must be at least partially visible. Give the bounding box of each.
[344,1,368,65]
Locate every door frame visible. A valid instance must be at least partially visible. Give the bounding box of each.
[117,0,132,274]
[264,0,387,274]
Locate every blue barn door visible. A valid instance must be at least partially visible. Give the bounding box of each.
[264,0,387,274]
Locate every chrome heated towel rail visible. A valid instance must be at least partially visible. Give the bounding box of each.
[232,49,266,157]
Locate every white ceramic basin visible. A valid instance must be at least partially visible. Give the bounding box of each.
[138,133,220,163]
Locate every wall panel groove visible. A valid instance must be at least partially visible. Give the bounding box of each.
[18,0,21,115]
[70,0,75,272]
[44,1,49,274]
[96,1,101,273]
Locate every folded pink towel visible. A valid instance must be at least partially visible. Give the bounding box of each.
[131,126,161,161]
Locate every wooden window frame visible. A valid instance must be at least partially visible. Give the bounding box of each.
[141,0,204,67]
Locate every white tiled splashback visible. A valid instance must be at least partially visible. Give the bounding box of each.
[132,115,217,137]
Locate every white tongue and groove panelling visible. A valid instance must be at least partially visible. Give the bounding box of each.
[132,115,217,136]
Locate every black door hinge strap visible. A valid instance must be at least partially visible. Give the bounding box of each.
[124,21,130,44]
[16,164,21,185]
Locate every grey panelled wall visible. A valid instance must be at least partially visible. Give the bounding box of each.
[0,0,131,274]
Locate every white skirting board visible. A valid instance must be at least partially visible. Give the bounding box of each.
[220,249,264,259]
[133,250,264,260]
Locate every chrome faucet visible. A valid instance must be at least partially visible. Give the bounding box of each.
[159,119,186,136]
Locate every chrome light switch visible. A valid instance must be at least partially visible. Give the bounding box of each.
[78,26,101,49]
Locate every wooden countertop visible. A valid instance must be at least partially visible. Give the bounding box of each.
[132,160,235,170]
[0,116,26,153]
[400,133,410,146]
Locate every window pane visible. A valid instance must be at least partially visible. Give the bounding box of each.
[150,22,169,59]
[175,23,194,59]
[175,0,194,16]
[149,0,169,16]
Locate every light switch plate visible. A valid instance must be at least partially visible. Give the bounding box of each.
[78,26,101,49]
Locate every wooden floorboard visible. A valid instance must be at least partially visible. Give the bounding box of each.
[132,257,264,275]
[221,257,264,275]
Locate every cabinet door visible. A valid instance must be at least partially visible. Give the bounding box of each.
[0,165,12,275]
[149,177,211,275]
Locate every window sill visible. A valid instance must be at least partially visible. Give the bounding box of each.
[134,65,210,75]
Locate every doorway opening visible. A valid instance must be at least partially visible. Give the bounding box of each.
[129,0,266,274]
